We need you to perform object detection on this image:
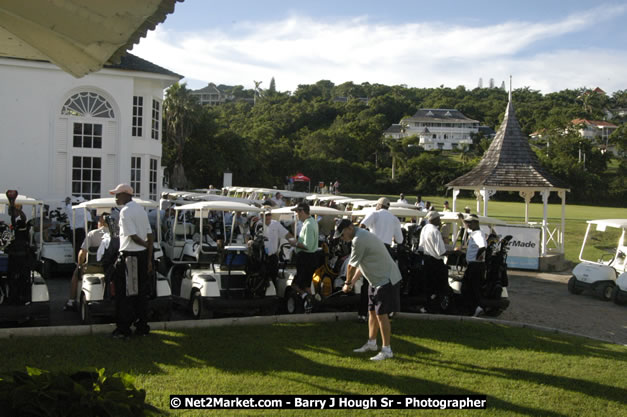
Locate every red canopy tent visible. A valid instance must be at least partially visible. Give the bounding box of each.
[291,173,310,182]
[290,173,311,192]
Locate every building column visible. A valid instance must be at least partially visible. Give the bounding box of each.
[452,188,460,239]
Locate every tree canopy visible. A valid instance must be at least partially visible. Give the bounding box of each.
[162,82,626,204]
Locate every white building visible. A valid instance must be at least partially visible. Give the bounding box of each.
[385,109,479,151]
[0,54,181,202]
[190,83,232,106]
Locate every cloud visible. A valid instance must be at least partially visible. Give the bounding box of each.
[131,5,627,93]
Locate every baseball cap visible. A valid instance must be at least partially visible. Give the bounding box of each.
[333,219,353,238]
[376,197,390,208]
[291,202,310,214]
[464,213,479,222]
[109,183,133,195]
[425,210,440,222]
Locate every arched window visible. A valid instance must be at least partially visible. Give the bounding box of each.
[61,92,115,118]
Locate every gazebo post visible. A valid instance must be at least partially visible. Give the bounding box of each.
[452,188,460,239]
[559,190,566,253]
[541,190,549,256]
[519,190,535,223]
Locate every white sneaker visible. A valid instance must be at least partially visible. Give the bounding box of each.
[473,306,484,317]
[353,342,378,353]
[370,350,393,361]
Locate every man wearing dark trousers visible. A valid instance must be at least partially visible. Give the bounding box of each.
[289,202,319,313]
[418,210,452,312]
[110,184,153,339]
[463,214,487,317]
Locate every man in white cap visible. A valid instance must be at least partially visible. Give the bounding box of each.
[336,219,402,361]
[463,214,486,317]
[419,210,453,312]
[109,183,153,338]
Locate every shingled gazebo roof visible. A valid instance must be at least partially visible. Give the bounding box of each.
[446,99,569,191]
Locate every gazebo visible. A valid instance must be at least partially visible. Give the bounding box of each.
[446,86,570,262]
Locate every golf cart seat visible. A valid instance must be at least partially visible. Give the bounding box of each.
[84,245,104,274]
[173,223,194,246]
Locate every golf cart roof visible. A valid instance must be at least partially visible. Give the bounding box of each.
[75,197,157,209]
[174,201,265,213]
[306,195,351,202]
[586,219,627,229]
[439,211,507,225]
[0,195,43,205]
[271,206,347,216]
[351,207,425,218]
[162,191,261,205]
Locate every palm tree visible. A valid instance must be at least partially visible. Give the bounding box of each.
[253,80,263,105]
[163,82,199,189]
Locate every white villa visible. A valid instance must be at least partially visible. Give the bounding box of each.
[0,54,181,203]
[385,109,479,150]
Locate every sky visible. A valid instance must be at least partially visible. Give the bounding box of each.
[131,0,627,94]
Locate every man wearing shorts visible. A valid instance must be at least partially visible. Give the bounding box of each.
[336,219,402,361]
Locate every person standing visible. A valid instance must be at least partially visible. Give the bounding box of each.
[418,211,452,312]
[289,202,319,312]
[337,219,402,361]
[65,196,92,263]
[463,214,487,317]
[397,193,408,204]
[271,192,286,208]
[257,214,293,287]
[442,201,451,212]
[358,197,403,321]
[109,184,153,339]
[415,196,425,211]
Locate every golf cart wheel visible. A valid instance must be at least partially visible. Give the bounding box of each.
[190,291,213,319]
[190,290,203,319]
[483,307,504,317]
[41,260,53,280]
[567,276,583,295]
[596,282,615,301]
[285,290,304,314]
[80,292,92,324]
[613,287,627,305]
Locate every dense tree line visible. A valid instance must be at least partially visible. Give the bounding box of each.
[162,81,626,204]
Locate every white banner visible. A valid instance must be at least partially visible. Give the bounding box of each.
[492,225,541,270]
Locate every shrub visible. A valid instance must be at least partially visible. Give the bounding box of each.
[0,367,164,417]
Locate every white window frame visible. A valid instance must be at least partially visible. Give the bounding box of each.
[132,96,143,137]
[151,99,161,140]
[131,156,142,196]
[149,158,158,201]
[72,156,102,200]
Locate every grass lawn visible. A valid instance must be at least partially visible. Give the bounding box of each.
[1,319,625,416]
[346,193,627,263]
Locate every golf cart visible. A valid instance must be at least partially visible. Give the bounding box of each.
[72,197,172,324]
[0,190,50,325]
[163,200,279,319]
[37,200,75,279]
[569,219,627,301]
[271,205,360,314]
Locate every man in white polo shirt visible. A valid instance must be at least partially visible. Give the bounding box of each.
[337,219,402,361]
[109,183,153,339]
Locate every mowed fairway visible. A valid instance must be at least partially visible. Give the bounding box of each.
[1,319,625,416]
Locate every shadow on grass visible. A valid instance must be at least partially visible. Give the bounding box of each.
[397,319,624,360]
[0,319,624,417]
